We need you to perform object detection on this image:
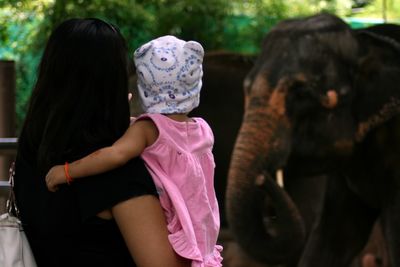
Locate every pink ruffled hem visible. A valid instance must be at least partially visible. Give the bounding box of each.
[202,245,223,267]
[169,230,223,267]
[169,229,203,262]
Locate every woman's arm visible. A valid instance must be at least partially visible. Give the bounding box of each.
[45,120,158,191]
[112,195,191,267]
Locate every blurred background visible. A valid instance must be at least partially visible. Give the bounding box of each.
[0,0,399,132]
[0,3,399,266]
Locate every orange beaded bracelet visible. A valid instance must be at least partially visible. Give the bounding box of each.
[64,162,73,185]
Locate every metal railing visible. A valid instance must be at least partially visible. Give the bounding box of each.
[0,181,10,189]
[0,137,17,155]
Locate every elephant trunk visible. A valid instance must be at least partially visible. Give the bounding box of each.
[226,76,306,264]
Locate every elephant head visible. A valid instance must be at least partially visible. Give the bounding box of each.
[226,13,400,265]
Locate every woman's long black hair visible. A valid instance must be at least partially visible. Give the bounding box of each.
[19,18,131,172]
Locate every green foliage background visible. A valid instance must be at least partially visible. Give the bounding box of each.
[0,0,397,132]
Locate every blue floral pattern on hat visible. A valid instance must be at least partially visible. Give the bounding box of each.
[134,35,204,114]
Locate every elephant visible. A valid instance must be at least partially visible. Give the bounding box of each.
[226,12,400,267]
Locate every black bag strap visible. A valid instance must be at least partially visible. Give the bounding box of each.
[6,161,19,217]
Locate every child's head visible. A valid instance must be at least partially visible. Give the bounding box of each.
[133,35,204,114]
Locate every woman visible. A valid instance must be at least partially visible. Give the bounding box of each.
[13,18,190,267]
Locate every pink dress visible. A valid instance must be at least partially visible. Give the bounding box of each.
[137,113,223,267]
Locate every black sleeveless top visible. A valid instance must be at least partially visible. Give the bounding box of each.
[14,153,157,267]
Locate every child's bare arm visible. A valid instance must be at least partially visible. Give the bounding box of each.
[45,120,158,191]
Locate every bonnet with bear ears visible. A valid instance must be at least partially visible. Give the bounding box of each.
[134,35,204,114]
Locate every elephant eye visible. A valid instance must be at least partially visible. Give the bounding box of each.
[290,80,309,95]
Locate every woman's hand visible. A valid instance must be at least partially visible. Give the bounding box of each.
[128,93,137,122]
[45,165,66,192]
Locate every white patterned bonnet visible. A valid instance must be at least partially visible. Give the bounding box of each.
[133,35,204,114]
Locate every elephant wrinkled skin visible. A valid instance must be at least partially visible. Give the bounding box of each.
[226,13,400,267]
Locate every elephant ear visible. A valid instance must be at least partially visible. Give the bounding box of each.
[353,25,400,142]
